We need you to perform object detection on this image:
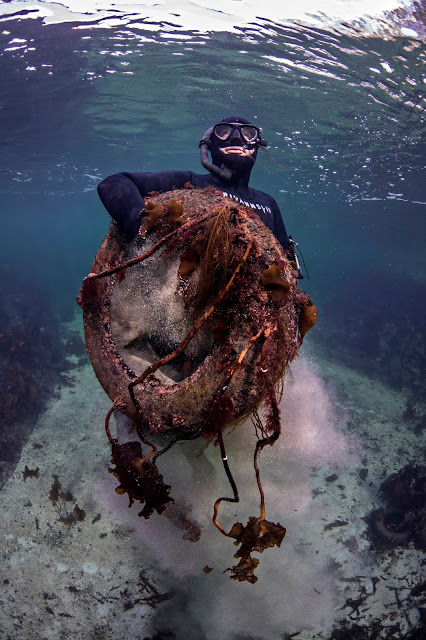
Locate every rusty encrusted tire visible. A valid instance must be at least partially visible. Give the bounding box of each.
[78,187,309,438]
[370,506,414,546]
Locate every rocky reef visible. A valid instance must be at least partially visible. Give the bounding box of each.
[0,271,87,488]
[316,271,426,402]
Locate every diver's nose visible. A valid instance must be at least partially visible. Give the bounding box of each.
[229,127,243,144]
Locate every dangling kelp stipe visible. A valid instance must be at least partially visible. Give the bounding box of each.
[77,186,317,582]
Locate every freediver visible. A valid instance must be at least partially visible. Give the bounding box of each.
[97,116,291,251]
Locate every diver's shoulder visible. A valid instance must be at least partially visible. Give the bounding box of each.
[250,187,277,205]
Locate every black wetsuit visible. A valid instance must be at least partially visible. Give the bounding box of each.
[98,170,290,251]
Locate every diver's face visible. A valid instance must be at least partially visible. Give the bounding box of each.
[211,123,259,171]
[213,122,259,155]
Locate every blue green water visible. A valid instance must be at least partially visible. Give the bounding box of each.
[1,10,424,388]
[1,11,425,308]
[0,3,425,638]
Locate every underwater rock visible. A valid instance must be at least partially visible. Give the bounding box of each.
[316,271,426,400]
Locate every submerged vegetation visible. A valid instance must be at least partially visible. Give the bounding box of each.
[317,271,426,401]
[0,270,87,488]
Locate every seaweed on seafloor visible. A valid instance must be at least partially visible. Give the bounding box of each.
[22,468,86,525]
[22,465,40,481]
[0,275,83,489]
[47,474,86,525]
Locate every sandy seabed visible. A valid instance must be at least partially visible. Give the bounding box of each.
[0,317,424,640]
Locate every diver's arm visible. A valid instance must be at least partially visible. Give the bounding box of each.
[271,198,291,251]
[97,170,194,239]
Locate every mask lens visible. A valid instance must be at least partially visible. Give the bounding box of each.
[214,124,233,140]
[241,126,259,143]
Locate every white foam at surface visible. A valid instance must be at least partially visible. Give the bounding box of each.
[0,0,418,37]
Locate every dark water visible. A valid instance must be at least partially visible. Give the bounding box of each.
[0,3,425,638]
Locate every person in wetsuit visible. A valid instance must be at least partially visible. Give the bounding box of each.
[97,116,290,251]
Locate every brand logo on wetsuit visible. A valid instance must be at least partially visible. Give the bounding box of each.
[222,191,272,215]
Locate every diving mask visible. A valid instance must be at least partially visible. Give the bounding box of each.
[213,122,263,145]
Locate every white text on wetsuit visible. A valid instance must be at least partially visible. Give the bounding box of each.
[222,191,272,215]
